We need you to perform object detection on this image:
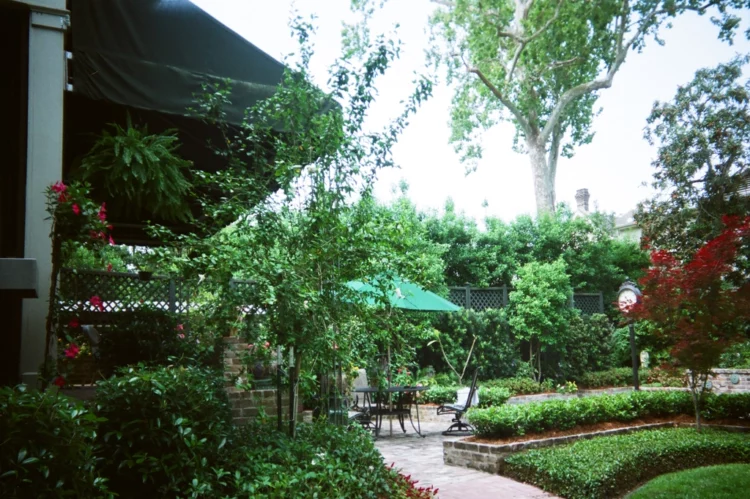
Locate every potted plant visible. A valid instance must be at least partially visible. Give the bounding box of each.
[243,341,275,389]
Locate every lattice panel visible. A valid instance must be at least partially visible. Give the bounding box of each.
[470,289,504,310]
[573,293,602,315]
[448,288,467,308]
[58,268,190,316]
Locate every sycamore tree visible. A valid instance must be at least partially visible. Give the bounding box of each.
[627,216,750,430]
[422,0,750,213]
[508,258,573,381]
[636,56,750,271]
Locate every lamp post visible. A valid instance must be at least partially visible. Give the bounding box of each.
[617,281,642,391]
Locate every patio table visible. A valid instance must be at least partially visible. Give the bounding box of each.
[353,386,429,437]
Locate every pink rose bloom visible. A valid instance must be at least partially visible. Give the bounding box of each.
[64,343,80,359]
[89,295,104,312]
[178,333,185,339]
[53,376,66,388]
[72,204,81,215]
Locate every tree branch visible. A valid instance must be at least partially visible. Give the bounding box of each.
[468,64,532,135]
[506,0,565,82]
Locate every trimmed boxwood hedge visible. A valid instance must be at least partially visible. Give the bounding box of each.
[468,391,750,438]
[503,428,750,499]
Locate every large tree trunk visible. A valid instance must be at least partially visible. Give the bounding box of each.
[528,140,556,214]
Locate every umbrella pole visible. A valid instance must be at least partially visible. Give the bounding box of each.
[388,345,392,436]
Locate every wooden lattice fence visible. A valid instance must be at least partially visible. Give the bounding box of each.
[57,268,191,325]
[448,286,604,315]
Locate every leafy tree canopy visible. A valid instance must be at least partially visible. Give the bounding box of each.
[637,55,750,274]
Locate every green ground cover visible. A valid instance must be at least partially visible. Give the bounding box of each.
[627,464,750,499]
[503,428,750,499]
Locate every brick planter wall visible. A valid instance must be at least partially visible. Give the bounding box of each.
[223,337,301,425]
[708,369,750,394]
[443,423,750,474]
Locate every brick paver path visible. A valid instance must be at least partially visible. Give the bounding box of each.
[374,422,557,498]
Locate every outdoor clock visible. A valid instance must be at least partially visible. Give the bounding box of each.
[617,281,641,313]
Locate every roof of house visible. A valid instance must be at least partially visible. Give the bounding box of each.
[614,209,638,230]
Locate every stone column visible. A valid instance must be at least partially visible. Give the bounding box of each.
[17,0,69,386]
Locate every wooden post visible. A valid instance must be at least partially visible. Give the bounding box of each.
[276,346,282,431]
[502,284,508,307]
[465,285,472,310]
[168,278,176,313]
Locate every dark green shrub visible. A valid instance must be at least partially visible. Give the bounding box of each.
[503,428,750,499]
[482,377,551,395]
[421,385,460,404]
[97,308,181,375]
[0,385,109,498]
[469,391,749,438]
[558,314,616,381]
[213,421,407,498]
[424,309,522,380]
[477,386,512,408]
[94,365,230,497]
[577,367,648,388]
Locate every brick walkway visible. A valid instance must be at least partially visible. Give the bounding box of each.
[374,421,557,498]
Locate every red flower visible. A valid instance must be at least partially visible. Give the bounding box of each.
[177,333,185,339]
[107,263,113,272]
[72,204,81,215]
[68,317,80,328]
[64,343,80,359]
[175,324,184,331]
[89,295,104,312]
[53,376,66,388]
[52,181,67,194]
[263,341,270,348]
[98,202,107,222]
[108,235,115,246]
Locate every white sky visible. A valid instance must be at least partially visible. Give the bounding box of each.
[192,0,750,222]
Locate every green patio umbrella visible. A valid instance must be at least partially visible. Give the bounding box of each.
[345,277,461,312]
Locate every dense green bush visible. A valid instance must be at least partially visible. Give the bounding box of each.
[212,421,410,498]
[94,365,231,497]
[469,391,750,438]
[96,308,220,374]
[0,386,109,498]
[421,385,460,404]
[503,428,750,499]
[557,314,616,381]
[482,376,554,395]
[577,367,648,388]
[476,386,512,408]
[424,309,522,380]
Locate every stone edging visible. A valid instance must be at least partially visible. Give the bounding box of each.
[443,423,750,474]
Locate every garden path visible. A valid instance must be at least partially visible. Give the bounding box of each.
[374,422,557,499]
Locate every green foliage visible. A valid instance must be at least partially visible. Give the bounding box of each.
[94,365,231,497]
[211,421,410,498]
[558,314,616,381]
[0,386,109,498]
[78,114,193,222]
[425,308,521,381]
[508,258,573,381]
[577,368,648,389]
[556,381,578,394]
[629,463,750,499]
[421,385,461,405]
[469,391,750,438]
[720,341,750,368]
[503,428,750,499]
[482,376,553,396]
[637,56,750,274]
[476,386,512,408]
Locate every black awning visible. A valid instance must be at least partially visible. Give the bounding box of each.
[70,0,286,126]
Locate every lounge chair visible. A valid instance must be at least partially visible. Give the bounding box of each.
[437,369,479,436]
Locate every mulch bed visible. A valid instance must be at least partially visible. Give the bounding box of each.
[467,414,750,445]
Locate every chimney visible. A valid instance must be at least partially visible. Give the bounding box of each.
[575,188,590,213]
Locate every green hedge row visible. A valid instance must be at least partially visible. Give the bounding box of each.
[421,385,512,407]
[503,428,750,499]
[468,391,750,438]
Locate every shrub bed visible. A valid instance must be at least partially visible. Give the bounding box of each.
[421,385,460,404]
[482,377,554,395]
[476,387,512,408]
[0,385,110,498]
[469,391,750,438]
[94,365,231,497]
[503,428,750,499]
[577,368,648,389]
